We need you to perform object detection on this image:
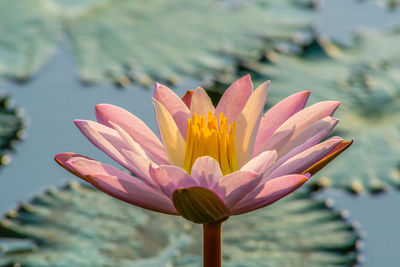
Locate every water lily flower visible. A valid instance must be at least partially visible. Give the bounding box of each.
[55,75,351,266]
[55,74,351,221]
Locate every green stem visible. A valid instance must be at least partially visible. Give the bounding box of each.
[203,222,222,267]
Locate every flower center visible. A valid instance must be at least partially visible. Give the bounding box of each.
[184,111,238,175]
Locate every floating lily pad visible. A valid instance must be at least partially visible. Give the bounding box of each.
[0,0,63,82]
[210,30,400,194]
[0,0,315,86]
[65,0,316,86]
[0,181,360,266]
[0,96,24,167]
[360,0,400,9]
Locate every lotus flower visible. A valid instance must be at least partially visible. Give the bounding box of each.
[55,75,351,224]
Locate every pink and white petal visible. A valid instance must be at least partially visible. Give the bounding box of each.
[74,120,136,174]
[54,153,177,215]
[95,104,168,164]
[267,137,343,179]
[231,174,309,215]
[190,156,223,188]
[235,81,270,168]
[257,128,295,157]
[108,121,159,185]
[149,165,198,198]
[257,101,340,155]
[109,121,149,159]
[240,150,277,175]
[153,99,186,168]
[89,173,178,215]
[153,83,190,138]
[215,74,253,124]
[55,153,92,180]
[253,91,310,156]
[212,170,261,209]
[190,87,215,117]
[276,116,339,159]
[121,149,157,186]
[272,122,337,170]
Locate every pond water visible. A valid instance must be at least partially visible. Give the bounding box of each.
[1,0,400,266]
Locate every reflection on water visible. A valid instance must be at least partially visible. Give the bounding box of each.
[0,0,399,266]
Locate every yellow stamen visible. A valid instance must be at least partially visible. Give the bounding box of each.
[184,111,238,175]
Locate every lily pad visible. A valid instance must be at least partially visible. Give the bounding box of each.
[210,30,400,194]
[0,0,63,82]
[0,0,315,86]
[0,181,360,266]
[360,0,400,9]
[0,96,24,167]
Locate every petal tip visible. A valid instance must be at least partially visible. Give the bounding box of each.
[182,90,194,108]
[94,103,109,112]
[237,74,253,87]
[73,119,87,127]
[332,101,341,110]
[54,153,73,165]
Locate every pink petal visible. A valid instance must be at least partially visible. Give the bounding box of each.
[54,153,178,215]
[212,170,261,209]
[275,116,339,159]
[153,82,190,138]
[109,121,156,185]
[215,74,253,125]
[75,120,157,184]
[253,91,310,156]
[149,165,198,198]
[240,150,277,175]
[235,81,270,167]
[121,149,157,186]
[95,104,168,164]
[74,120,137,174]
[267,137,343,179]
[190,156,223,188]
[231,174,309,215]
[256,101,340,155]
[190,87,215,117]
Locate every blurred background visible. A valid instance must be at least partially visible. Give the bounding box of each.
[0,0,399,266]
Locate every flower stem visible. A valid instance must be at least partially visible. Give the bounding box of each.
[203,222,222,267]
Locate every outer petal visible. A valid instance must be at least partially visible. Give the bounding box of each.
[109,121,156,185]
[275,116,339,159]
[95,104,168,164]
[153,99,186,167]
[215,74,253,124]
[213,170,261,209]
[267,137,343,179]
[257,101,340,155]
[231,174,309,215]
[54,153,178,215]
[190,156,223,189]
[253,91,310,156]
[153,82,190,138]
[235,81,270,167]
[74,120,137,175]
[121,149,156,186]
[302,140,353,176]
[149,165,198,198]
[190,87,215,117]
[240,150,277,175]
